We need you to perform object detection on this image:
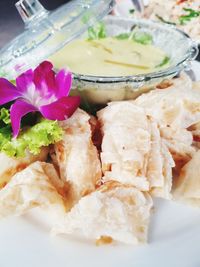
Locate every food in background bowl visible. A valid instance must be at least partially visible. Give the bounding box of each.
[143,0,200,43]
[114,0,200,43]
[50,34,170,76]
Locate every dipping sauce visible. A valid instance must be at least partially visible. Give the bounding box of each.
[49,37,170,76]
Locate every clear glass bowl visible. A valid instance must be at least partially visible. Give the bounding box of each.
[69,15,198,108]
[0,0,114,79]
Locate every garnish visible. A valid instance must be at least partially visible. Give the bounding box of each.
[0,107,63,158]
[0,61,80,138]
[131,31,153,45]
[81,12,91,24]
[0,108,11,125]
[104,59,149,70]
[156,56,170,68]
[129,9,135,14]
[115,33,130,40]
[176,0,187,4]
[90,41,113,54]
[0,69,8,78]
[179,8,200,25]
[0,116,63,158]
[0,108,12,155]
[88,22,107,40]
[116,31,153,45]
[156,14,176,25]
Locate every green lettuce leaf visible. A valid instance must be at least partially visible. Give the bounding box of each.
[0,110,63,158]
[0,108,11,125]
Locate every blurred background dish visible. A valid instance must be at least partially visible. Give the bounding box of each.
[143,0,200,43]
[114,0,200,41]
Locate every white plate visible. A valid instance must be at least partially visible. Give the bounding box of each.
[0,62,200,267]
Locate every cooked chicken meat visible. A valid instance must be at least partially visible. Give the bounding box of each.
[53,181,153,245]
[173,151,200,207]
[135,78,200,168]
[0,147,49,189]
[98,101,174,199]
[135,75,200,129]
[146,118,175,198]
[52,109,102,207]
[0,162,66,219]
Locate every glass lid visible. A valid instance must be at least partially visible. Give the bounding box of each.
[0,0,114,79]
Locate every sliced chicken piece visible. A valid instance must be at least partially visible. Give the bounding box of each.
[52,109,102,207]
[173,151,200,207]
[134,77,200,129]
[193,82,200,90]
[160,127,195,173]
[160,127,195,157]
[98,101,174,198]
[188,121,200,150]
[151,140,175,198]
[0,147,49,189]
[53,181,153,245]
[98,102,151,191]
[146,119,175,199]
[146,118,164,190]
[0,162,66,219]
[135,78,200,170]
[189,121,200,140]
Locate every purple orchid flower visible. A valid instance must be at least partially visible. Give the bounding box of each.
[0,61,80,137]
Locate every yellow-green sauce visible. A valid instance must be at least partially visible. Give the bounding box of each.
[49,37,170,76]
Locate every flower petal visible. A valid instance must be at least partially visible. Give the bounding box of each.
[39,96,80,121]
[33,61,57,98]
[10,100,37,138]
[0,78,21,106]
[55,69,72,97]
[16,69,34,94]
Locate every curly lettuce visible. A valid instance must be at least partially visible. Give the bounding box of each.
[0,108,11,125]
[0,108,63,158]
